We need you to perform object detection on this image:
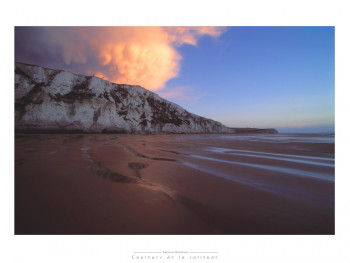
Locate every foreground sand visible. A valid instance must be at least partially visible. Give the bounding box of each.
[15,133,334,234]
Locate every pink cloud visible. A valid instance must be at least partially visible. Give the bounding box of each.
[157,86,206,103]
[35,26,225,91]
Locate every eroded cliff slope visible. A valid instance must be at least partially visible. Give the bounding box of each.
[15,62,242,134]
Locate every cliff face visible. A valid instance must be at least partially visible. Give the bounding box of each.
[15,62,237,134]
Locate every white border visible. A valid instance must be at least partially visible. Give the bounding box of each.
[2,1,350,262]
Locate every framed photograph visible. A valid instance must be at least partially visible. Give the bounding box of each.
[4,1,348,262]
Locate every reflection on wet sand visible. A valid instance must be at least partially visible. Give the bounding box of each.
[207,147,334,166]
[189,153,333,181]
[15,133,334,234]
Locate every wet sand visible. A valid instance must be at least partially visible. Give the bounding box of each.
[15,133,334,234]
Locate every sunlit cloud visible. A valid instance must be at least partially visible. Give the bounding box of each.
[164,26,226,46]
[15,26,226,91]
[157,86,207,104]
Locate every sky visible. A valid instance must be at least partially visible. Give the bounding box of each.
[15,26,334,133]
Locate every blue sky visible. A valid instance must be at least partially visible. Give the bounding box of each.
[164,27,334,132]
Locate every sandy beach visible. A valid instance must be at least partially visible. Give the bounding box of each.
[15,133,334,234]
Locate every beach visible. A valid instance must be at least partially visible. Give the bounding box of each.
[15,133,334,234]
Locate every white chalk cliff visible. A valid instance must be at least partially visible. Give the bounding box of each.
[15,62,277,134]
[15,62,233,133]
